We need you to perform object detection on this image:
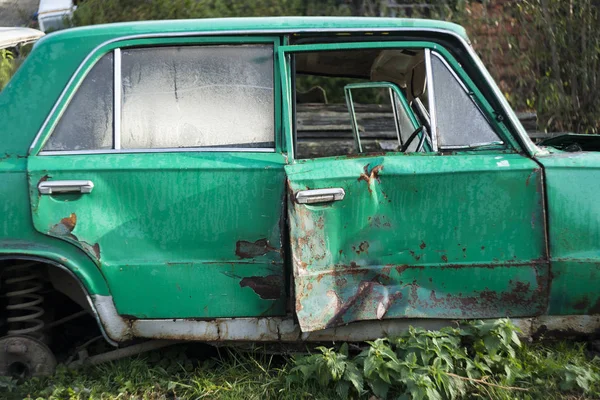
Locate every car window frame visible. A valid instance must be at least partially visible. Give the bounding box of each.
[32,36,283,156]
[278,40,519,163]
[343,82,430,153]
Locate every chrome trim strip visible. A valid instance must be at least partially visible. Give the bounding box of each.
[424,49,439,152]
[440,141,504,150]
[113,48,122,150]
[39,147,276,156]
[29,26,540,156]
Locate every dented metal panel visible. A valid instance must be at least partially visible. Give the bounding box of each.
[286,153,548,332]
[28,152,288,319]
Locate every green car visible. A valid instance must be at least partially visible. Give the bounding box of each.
[1,17,598,376]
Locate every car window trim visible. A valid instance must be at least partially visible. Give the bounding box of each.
[39,147,276,156]
[424,48,439,152]
[113,48,122,150]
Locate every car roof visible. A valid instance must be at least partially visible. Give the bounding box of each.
[0,27,45,49]
[39,16,469,43]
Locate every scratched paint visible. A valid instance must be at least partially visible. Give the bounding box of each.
[286,153,548,331]
[28,152,288,318]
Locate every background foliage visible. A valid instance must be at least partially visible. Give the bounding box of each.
[0,50,15,90]
[2,0,599,132]
[68,0,599,134]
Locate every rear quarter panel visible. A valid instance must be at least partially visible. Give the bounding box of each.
[537,150,600,315]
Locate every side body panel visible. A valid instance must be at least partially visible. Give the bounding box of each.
[0,159,109,296]
[286,153,548,331]
[28,152,287,318]
[537,151,600,315]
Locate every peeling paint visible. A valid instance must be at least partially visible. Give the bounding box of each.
[235,239,278,259]
[239,275,283,300]
[358,164,383,193]
[49,213,77,242]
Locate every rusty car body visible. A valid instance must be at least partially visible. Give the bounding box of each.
[0,17,599,357]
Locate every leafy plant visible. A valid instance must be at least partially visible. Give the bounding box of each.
[288,343,364,398]
[288,319,600,399]
[0,50,16,91]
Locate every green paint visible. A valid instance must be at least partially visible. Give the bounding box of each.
[286,154,548,331]
[0,164,110,296]
[28,152,287,318]
[538,151,600,315]
[0,18,597,333]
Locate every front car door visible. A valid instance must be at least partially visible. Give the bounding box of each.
[27,37,287,319]
[281,41,548,332]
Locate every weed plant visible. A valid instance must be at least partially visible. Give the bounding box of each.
[1,319,598,399]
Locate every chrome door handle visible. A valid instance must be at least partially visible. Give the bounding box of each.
[38,180,94,195]
[295,188,345,204]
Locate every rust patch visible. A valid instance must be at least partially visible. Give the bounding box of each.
[358,164,384,193]
[49,213,77,238]
[441,255,448,262]
[353,241,370,255]
[235,239,278,259]
[316,216,325,229]
[573,297,590,311]
[90,243,101,260]
[60,213,76,232]
[409,251,421,261]
[395,265,409,274]
[525,168,541,188]
[419,241,426,250]
[326,280,382,328]
[239,275,282,300]
[37,174,50,185]
[369,216,392,229]
[342,152,386,159]
[589,298,600,314]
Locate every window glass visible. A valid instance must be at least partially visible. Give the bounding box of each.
[430,53,501,148]
[44,52,113,151]
[121,45,274,149]
[393,92,419,152]
[293,49,427,159]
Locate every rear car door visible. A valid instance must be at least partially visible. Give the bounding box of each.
[281,42,548,332]
[27,37,287,319]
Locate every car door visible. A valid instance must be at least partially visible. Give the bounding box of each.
[282,43,549,332]
[27,37,288,319]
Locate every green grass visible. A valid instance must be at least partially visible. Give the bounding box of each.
[1,321,599,400]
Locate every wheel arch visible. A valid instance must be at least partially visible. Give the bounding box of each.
[0,246,126,346]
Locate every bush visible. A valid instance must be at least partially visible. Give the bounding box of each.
[288,319,600,399]
[69,0,600,134]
